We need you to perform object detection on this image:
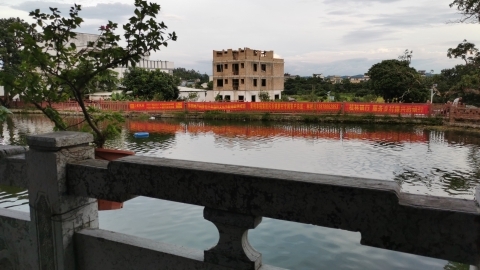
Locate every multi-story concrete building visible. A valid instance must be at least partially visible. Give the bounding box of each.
[212,48,284,102]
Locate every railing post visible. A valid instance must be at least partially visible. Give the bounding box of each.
[450,105,455,123]
[27,131,98,270]
[204,207,262,270]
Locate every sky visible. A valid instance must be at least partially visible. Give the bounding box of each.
[0,0,478,76]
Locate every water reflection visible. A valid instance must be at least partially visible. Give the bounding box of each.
[0,185,28,210]
[0,115,477,269]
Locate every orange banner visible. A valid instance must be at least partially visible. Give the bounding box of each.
[124,101,430,115]
[187,102,247,111]
[248,102,342,112]
[344,103,429,115]
[128,102,184,111]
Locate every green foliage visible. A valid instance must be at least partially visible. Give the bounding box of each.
[111,92,131,101]
[367,59,428,103]
[12,0,176,147]
[398,49,413,64]
[0,106,12,122]
[450,0,480,23]
[173,68,209,83]
[122,67,179,100]
[84,69,120,94]
[447,39,480,65]
[433,41,480,105]
[284,76,369,98]
[187,92,199,101]
[443,261,469,270]
[80,107,124,146]
[362,94,378,102]
[259,91,271,101]
[207,81,213,90]
[215,93,222,101]
[0,17,30,107]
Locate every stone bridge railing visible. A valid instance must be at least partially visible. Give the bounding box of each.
[0,131,479,269]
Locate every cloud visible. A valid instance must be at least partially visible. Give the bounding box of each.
[14,1,134,22]
[366,6,458,28]
[323,0,401,4]
[342,29,398,43]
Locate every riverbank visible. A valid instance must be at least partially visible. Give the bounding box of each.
[179,111,445,125]
[11,108,446,126]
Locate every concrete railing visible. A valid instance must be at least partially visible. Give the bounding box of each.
[0,131,479,269]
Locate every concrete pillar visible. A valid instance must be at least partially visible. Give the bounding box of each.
[204,207,262,270]
[27,131,98,270]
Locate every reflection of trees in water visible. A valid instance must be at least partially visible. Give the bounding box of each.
[444,261,469,270]
[3,115,86,146]
[466,146,480,186]
[0,186,28,209]
[443,130,480,145]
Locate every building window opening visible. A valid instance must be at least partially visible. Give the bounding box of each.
[225,95,231,101]
[252,95,256,102]
[261,51,266,57]
[239,95,244,101]
[233,79,239,90]
[253,79,257,87]
[253,64,257,72]
[224,64,228,69]
[261,79,266,86]
[261,64,266,72]
[254,50,258,56]
[216,52,222,56]
[232,64,239,75]
[225,79,228,84]
[275,94,280,100]
[241,79,244,84]
[217,79,223,87]
[241,63,244,68]
[216,64,223,72]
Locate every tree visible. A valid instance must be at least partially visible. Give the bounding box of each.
[447,39,480,65]
[435,41,480,105]
[450,0,480,23]
[173,68,209,83]
[187,92,199,101]
[259,91,271,101]
[122,67,179,101]
[13,1,177,147]
[84,69,119,94]
[398,49,413,64]
[206,81,213,90]
[367,60,428,103]
[0,18,30,107]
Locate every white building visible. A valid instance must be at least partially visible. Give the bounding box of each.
[72,33,174,80]
[178,87,209,102]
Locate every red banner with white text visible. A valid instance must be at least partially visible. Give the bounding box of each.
[128,102,184,111]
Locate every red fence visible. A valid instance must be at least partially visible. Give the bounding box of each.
[17,101,435,116]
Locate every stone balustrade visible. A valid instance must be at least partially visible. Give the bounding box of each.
[0,131,479,269]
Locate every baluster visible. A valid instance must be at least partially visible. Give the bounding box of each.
[27,132,98,270]
[204,207,262,270]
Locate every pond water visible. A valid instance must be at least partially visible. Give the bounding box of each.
[1,114,478,269]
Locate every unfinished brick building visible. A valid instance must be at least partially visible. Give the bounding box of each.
[212,48,284,102]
